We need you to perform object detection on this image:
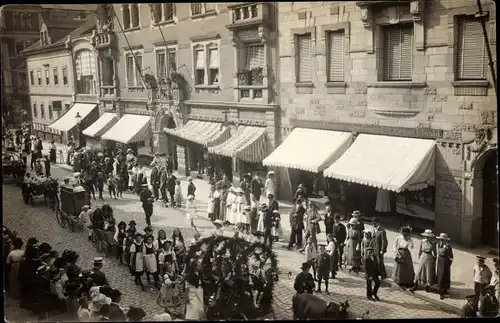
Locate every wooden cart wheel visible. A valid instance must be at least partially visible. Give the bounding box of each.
[56,209,67,228]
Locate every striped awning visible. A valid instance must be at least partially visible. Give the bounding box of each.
[49,103,97,132]
[163,120,230,147]
[101,114,152,144]
[208,126,267,163]
[82,113,119,138]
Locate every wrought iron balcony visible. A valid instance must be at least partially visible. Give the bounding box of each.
[93,31,114,49]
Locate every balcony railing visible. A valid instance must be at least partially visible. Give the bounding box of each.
[93,31,114,49]
[101,86,116,97]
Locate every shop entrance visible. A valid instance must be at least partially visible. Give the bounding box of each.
[480,150,498,248]
[165,117,178,170]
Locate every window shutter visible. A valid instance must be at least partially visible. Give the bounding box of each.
[127,55,134,86]
[383,25,413,80]
[457,17,487,80]
[327,30,345,82]
[209,48,219,68]
[123,6,130,29]
[135,55,143,86]
[195,50,205,69]
[131,5,139,28]
[152,4,161,23]
[246,45,265,69]
[191,3,202,15]
[156,51,166,78]
[297,34,312,82]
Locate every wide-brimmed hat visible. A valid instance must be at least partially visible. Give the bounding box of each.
[351,210,361,217]
[476,255,486,261]
[128,220,137,226]
[244,205,251,211]
[73,172,81,177]
[436,233,450,240]
[421,229,435,238]
[213,219,224,227]
[89,294,112,312]
[267,171,275,176]
[348,218,359,225]
[234,187,244,194]
[93,257,103,266]
[300,262,310,270]
[187,177,193,181]
[127,149,133,153]
[82,205,89,211]
[298,184,304,188]
[400,226,412,234]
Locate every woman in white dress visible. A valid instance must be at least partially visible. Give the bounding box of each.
[6,237,24,299]
[234,187,247,229]
[264,171,275,197]
[207,185,217,221]
[225,187,237,225]
[256,203,267,234]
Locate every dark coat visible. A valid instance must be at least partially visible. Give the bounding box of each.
[150,167,160,187]
[332,222,347,244]
[140,189,153,207]
[264,200,279,229]
[166,175,177,192]
[293,271,315,294]
[159,170,167,190]
[108,303,126,321]
[460,303,477,318]
[316,253,330,277]
[291,206,306,230]
[165,159,173,173]
[250,177,262,196]
[478,295,499,317]
[187,182,196,197]
[363,256,380,279]
[293,187,307,201]
[90,268,108,286]
[372,227,388,254]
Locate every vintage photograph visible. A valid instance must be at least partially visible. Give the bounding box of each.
[2,1,498,321]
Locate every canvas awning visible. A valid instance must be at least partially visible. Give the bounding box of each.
[324,134,436,192]
[101,114,152,144]
[263,128,353,173]
[208,126,267,163]
[49,103,97,132]
[163,120,230,147]
[82,113,119,138]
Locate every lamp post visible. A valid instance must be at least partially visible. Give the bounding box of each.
[75,112,82,148]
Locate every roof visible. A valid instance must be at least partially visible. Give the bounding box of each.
[40,4,97,11]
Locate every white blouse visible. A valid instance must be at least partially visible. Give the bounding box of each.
[393,235,414,255]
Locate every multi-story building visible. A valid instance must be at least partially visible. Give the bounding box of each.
[23,12,100,144]
[94,3,280,177]
[263,1,497,248]
[0,4,97,127]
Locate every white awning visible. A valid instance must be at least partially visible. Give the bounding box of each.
[324,134,436,192]
[163,120,230,147]
[82,113,119,138]
[263,128,353,173]
[101,114,152,144]
[208,126,267,163]
[49,103,97,132]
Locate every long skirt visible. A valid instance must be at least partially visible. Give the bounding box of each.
[185,283,205,320]
[49,149,57,163]
[219,202,226,222]
[436,256,451,291]
[144,253,158,274]
[415,253,436,286]
[7,262,21,298]
[346,239,361,268]
[392,249,415,286]
[213,198,221,221]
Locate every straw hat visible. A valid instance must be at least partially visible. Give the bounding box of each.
[213,220,224,227]
[348,218,359,225]
[436,233,450,241]
[81,205,89,211]
[187,195,195,201]
[351,210,361,217]
[421,229,435,238]
[234,187,244,194]
[267,171,275,176]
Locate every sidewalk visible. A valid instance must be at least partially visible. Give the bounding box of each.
[46,140,492,315]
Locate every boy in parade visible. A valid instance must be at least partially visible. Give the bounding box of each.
[316,244,331,294]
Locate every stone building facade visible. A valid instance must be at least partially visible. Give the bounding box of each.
[275,0,497,248]
[94,3,280,177]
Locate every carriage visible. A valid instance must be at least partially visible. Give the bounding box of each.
[158,236,279,321]
[2,150,25,184]
[56,186,91,230]
[22,176,55,206]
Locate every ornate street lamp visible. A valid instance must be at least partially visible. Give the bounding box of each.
[75,112,82,147]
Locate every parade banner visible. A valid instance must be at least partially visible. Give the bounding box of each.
[157,278,188,308]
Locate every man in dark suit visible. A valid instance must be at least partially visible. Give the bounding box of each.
[371,217,388,280]
[150,165,160,200]
[166,171,177,206]
[90,257,108,286]
[332,214,347,269]
[140,184,154,226]
[316,244,331,294]
[478,286,499,317]
[364,247,380,301]
[159,166,168,205]
[250,172,263,202]
[264,193,279,249]
[166,155,173,173]
[460,295,478,318]
[294,262,315,294]
[288,199,306,250]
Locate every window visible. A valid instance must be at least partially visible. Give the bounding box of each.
[29,70,34,85]
[102,57,114,86]
[383,24,413,81]
[62,67,68,85]
[45,67,50,85]
[75,50,97,94]
[296,34,312,82]
[327,30,345,82]
[122,4,139,30]
[456,16,488,80]
[194,49,205,85]
[234,4,258,21]
[33,103,37,118]
[53,68,59,85]
[168,50,176,72]
[15,42,24,55]
[21,14,32,29]
[191,3,215,16]
[40,103,45,119]
[208,48,219,85]
[18,72,27,87]
[125,52,143,87]
[48,104,53,119]
[64,104,70,112]
[156,50,167,79]
[152,3,175,23]
[40,31,49,46]
[37,69,42,85]
[245,45,265,70]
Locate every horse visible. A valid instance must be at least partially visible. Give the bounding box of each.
[292,293,350,320]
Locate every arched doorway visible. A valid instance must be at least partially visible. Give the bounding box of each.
[476,149,498,248]
[165,117,178,170]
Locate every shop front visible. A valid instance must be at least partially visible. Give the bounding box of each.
[48,102,99,147]
[163,120,230,177]
[82,112,119,150]
[263,127,354,200]
[323,133,436,228]
[100,114,153,156]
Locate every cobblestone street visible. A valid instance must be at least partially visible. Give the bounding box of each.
[3,164,458,321]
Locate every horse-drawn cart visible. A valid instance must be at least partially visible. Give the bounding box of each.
[158,236,279,321]
[56,186,90,230]
[2,150,25,184]
[21,176,56,207]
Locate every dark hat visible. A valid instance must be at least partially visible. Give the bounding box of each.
[128,220,137,226]
[135,232,144,238]
[334,214,341,220]
[400,226,411,234]
[93,257,103,266]
[117,221,127,228]
[365,247,375,251]
[127,306,146,321]
[485,285,495,292]
[109,288,122,298]
[372,217,380,223]
[27,237,39,245]
[465,294,476,300]
[144,226,153,232]
[476,255,486,261]
[300,262,310,270]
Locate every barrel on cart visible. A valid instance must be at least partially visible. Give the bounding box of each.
[56,186,90,231]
